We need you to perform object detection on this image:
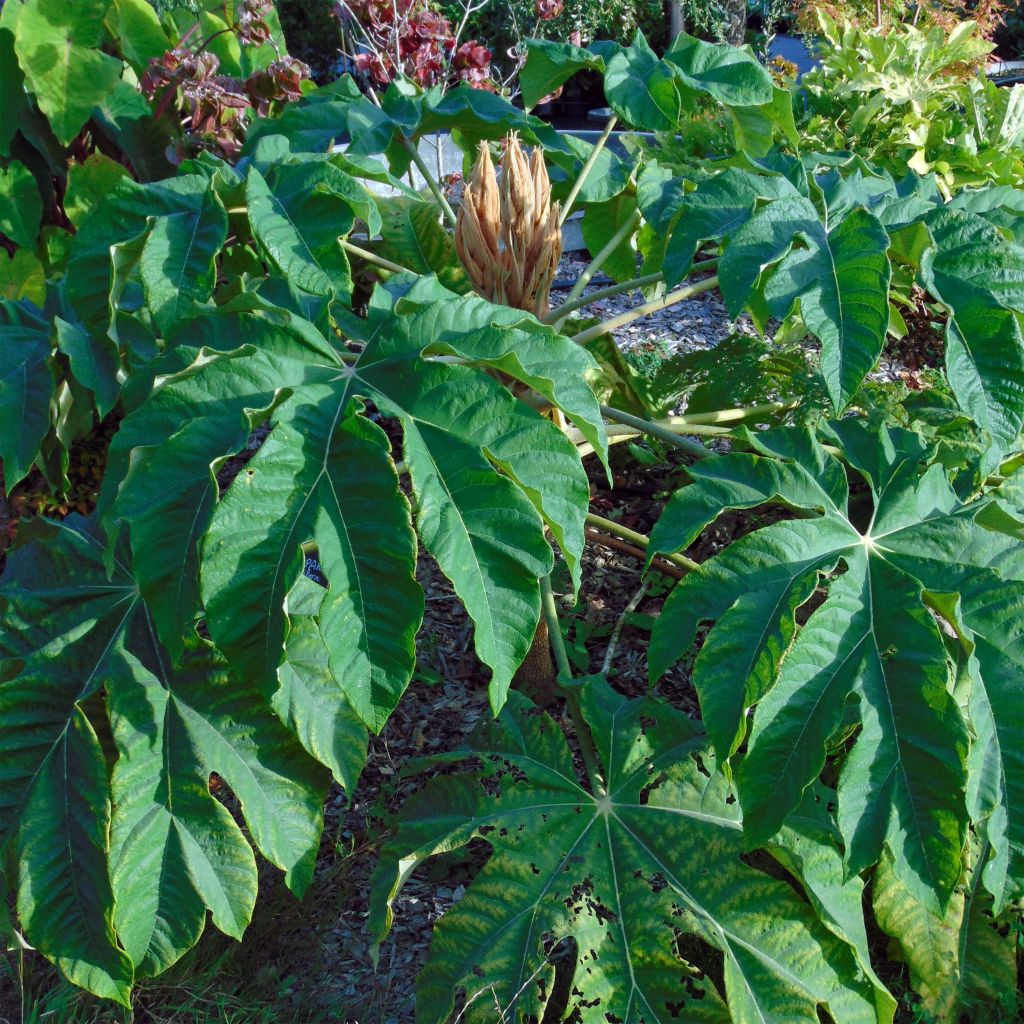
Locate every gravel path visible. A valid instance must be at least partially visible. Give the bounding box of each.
[551,254,758,358]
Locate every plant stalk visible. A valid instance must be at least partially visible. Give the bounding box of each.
[570,422,729,460]
[600,404,711,460]
[400,134,458,229]
[571,275,720,346]
[602,422,730,439]
[559,114,618,227]
[543,271,664,324]
[586,512,699,572]
[555,210,643,330]
[540,573,605,794]
[540,572,572,679]
[546,257,720,326]
[339,239,414,276]
[666,400,796,425]
[568,402,794,455]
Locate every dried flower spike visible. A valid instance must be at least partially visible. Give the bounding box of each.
[455,135,561,316]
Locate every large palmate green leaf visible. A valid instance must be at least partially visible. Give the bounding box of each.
[729,85,801,158]
[663,32,776,109]
[955,563,1024,909]
[519,38,603,111]
[98,295,334,660]
[242,80,395,157]
[604,34,684,132]
[244,77,570,164]
[920,208,1024,460]
[103,0,169,75]
[0,516,328,996]
[548,134,633,208]
[246,162,363,300]
[639,164,802,287]
[14,0,124,145]
[648,422,1023,909]
[372,197,472,295]
[580,194,639,283]
[370,680,887,1024]
[404,85,570,155]
[519,31,775,132]
[140,183,228,333]
[670,163,1024,440]
[662,162,900,397]
[104,284,603,722]
[872,840,1018,1024]
[385,280,607,590]
[274,576,369,794]
[0,521,133,1004]
[0,159,43,250]
[718,195,891,411]
[66,173,228,336]
[0,299,54,489]
[92,79,175,183]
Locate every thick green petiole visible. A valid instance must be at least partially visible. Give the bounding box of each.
[540,573,606,795]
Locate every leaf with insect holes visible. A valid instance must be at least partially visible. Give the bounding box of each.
[370,679,887,1024]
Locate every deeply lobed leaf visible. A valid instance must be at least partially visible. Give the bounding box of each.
[104,284,603,721]
[371,680,888,1024]
[0,517,329,998]
[649,422,1024,909]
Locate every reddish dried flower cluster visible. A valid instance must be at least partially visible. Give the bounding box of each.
[142,48,310,162]
[237,0,275,45]
[339,0,493,90]
[138,0,312,162]
[140,47,216,99]
[535,0,564,20]
[452,40,494,90]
